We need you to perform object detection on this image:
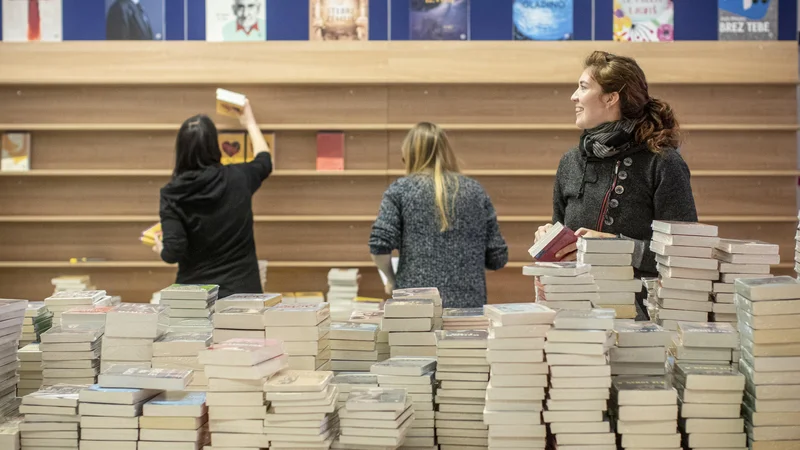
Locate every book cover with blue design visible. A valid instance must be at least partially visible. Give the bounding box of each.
[409,0,470,41]
[513,0,574,41]
[719,0,778,40]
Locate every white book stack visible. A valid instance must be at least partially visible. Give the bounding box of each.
[484,303,556,450]
[51,275,94,293]
[61,305,112,329]
[523,261,595,312]
[370,358,436,449]
[264,370,339,449]
[711,239,780,325]
[21,302,52,347]
[611,322,670,378]
[287,292,326,305]
[43,290,109,322]
[264,303,332,371]
[0,412,22,450]
[198,338,287,449]
[215,293,282,312]
[98,367,194,391]
[434,329,489,450]
[384,299,437,359]
[611,376,680,450]
[335,387,414,449]
[152,331,213,392]
[19,384,81,450]
[650,220,721,330]
[349,310,390,356]
[544,309,617,450]
[0,300,25,403]
[327,268,361,322]
[77,384,160,450]
[672,322,739,371]
[442,308,490,331]
[17,343,42,397]
[735,276,800,450]
[139,391,209,450]
[159,284,219,325]
[39,324,103,386]
[577,237,639,319]
[392,287,444,331]
[329,322,387,372]
[213,306,266,343]
[331,372,379,409]
[673,362,746,450]
[169,318,213,334]
[101,304,168,373]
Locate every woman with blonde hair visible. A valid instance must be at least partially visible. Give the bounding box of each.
[369,122,508,308]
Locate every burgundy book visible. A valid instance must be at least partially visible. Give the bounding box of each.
[528,222,577,262]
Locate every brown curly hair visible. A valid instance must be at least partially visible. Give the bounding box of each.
[584,51,681,154]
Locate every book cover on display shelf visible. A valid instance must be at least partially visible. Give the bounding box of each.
[410,0,470,41]
[245,132,275,163]
[316,131,345,171]
[2,0,62,41]
[719,0,778,40]
[310,0,369,41]
[206,0,266,42]
[0,132,30,172]
[512,0,574,41]
[218,130,247,165]
[613,0,674,42]
[105,0,165,40]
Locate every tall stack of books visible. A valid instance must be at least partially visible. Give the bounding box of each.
[0,411,22,450]
[40,324,103,386]
[545,309,616,449]
[19,384,81,450]
[329,322,386,372]
[371,358,436,449]
[21,302,51,347]
[215,293,282,311]
[264,370,339,449]
[711,239,780,324]
[336,387,413,449]
[577,237,639,319]
[17,343,42,397]
[43,290,108,322]
[434,329,489,450]
[611,321,670,378]
[673,322,739,369]
[77,384,160,450]
[140,392,209,450]
[51,275,94,293]
[331,372,378,408]
[441,308,489,330]
[101,304,168,373]
[673,362,746,449]
[610,376,680,450]
[198,338,287,449]
[384,297,436,359]
[327,268,360,322]
[213,306,265,343]
[393,287,444,331]
[0,301,25,401]
[264,303,331,371]
[159,284,219,326]
[735,276,800,449]
[650,220,720,330]
[485,303,556,450]
[152,331,213,392]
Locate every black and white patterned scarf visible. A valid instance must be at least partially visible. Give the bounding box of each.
[578,119,637,159]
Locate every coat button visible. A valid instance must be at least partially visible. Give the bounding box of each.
[604,216,614,226]
[609,199,619,208]
[623,157,633,167]
[618,171,628,180]
[615,185,625,195]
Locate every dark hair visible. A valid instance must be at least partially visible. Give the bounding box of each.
[584,51,680,154]
[173,115,222,176]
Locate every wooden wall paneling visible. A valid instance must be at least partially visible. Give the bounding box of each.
[264,267,385,299]
[32,131,177,170]
[254,176,389,215]
[253,222,373,261]
[275,131,389,170]
[680,130,797,170]
[487,267,533,303]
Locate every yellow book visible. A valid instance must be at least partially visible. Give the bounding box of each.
[245,132,276,163]
[218,131,247,166]
[141,223,162,247]
[215,88,247,118]
[354,296,382,303]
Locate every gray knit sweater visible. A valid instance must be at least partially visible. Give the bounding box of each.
[369,173,508,308]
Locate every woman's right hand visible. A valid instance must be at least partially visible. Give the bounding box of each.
[238,99,257,128]
[534,223,553,243]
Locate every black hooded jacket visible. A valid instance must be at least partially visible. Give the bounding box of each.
[159,152,272,298]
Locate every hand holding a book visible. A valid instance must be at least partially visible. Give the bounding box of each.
[554,227,616,260]
[151,233,163,255]
[237,99,256,128]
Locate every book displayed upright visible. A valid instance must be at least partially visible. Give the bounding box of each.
[206,0,266,42]
[719,0,778,40]
[613,0,674,42]
[0,132,30,172]
[310,0,369,41]
[512,0,573,40]
[316,132,345,171]
[409,0,470,41]
[2,0,62,41]
[218,130,247,166]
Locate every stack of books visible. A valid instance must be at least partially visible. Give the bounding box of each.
[434,329,489,450]
[523,261,594,311]
[198,338,287,449]
[577,237,639,319]
[159,284,219,326]
[712,239,780,324]
[371,358,436,448]
[101,304,168,373]
[288,292,325,304]
[140,392,209,450]
[43,290,109,322]
[50,275,94,293]
[17,343,42,397]
[97,366,193,391]
[264,303,332,371]
[19,384,82,449]
[393,287,444,331]
[331,372,378,409]
[544,309,617,449]
[441,308,489,330]
[384,297,436,359]
[610,376,680,450]
[213,306,266,343]
[152,331,213,392]
[77,384,160,450]
[329,322,387,372]
[352,296,383,313]
[327,268,360,322]
[264,370,339,449]
[61,305,112,329]
[0,412,22,450]
[736,276,800,449]
[673,362,746,449]
[39,324,103,386]
[336,387,414,449]
[485,303,556,450]
[0,301,24,401]
[169,318,213,334]
[673,322,739,369]
[650,220,720,330]
[21,302,52,347]
[215,293,282,311]
[611,321,670,378]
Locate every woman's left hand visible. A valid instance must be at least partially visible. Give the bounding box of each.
[574,228,617,239]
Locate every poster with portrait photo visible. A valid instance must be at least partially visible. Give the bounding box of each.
[206,0,267,42]
[2,0,62,42]
[105,0,165,40]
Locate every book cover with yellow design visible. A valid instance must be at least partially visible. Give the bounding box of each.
[218,131,247,165]
[1,132,30,172]
[613,0,674,42]
[245,132,276,163]
[310,0,369,41]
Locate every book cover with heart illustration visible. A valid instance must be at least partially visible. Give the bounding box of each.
[218,131,247,166]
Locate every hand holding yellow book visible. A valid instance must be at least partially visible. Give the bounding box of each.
[140,223,162,247]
